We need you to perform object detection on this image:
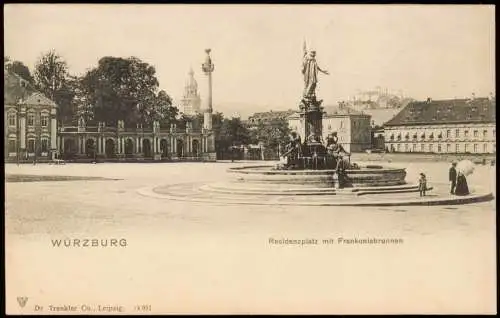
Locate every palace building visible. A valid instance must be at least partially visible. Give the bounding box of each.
[288,103,372,153]
[5,50,218,163]
[383,96,496,154]
[57,118,215,161]
[4,69,58,162]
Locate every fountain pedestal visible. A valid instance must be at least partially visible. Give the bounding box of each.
[298,96,324,142]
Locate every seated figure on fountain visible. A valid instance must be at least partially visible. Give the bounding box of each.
[326,132,350,172]
[281,132,302,169]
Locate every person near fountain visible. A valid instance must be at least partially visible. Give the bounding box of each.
[455,171,470,196]
[449,162,457,194]
[418,173,427,197]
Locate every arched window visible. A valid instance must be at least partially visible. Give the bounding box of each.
[27,139,35,153]
[8,139,16,152]
[27,113,35,126]
[41,115,49,127]
[8,113,16,126]
[41,139,49,152]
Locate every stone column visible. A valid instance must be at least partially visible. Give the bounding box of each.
[201,49,214,135]
[83,135,87,154]
[50,117,57,151]
[19,116,26,150]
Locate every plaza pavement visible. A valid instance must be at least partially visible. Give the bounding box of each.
[4,160,497,314]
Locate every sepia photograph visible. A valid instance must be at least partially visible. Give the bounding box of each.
[4,4,496,314]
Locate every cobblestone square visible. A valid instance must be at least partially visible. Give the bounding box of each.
[5,160,496,314]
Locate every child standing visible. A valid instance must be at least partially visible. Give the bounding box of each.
[418,173,427,197]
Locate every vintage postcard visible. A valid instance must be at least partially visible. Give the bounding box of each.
[4,4,496,314]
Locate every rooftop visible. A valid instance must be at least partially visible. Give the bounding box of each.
[384,97,496,127]
[248,109,296,122]
[4,69,36,105]
[323,104,366,116]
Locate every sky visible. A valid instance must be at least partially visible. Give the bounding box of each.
[4,4,495,117]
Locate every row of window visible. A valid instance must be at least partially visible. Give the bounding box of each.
[389,143,495,153]
[8,139,49,153]
[7,113,50,127]
[389,128,496,140]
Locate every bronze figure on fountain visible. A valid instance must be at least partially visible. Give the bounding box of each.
[278,42,355,183]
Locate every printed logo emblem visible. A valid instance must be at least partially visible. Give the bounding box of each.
[17,297,28,308]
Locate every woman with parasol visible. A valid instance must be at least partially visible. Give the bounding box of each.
[455,160,473,196]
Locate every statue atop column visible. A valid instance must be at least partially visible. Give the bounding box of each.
[301,41,329,101]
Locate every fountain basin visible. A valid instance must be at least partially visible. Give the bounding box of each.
[227,164,407,188]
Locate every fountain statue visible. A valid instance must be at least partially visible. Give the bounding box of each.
[276,42,354,188]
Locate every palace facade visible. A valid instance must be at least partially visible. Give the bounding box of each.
[288,104,372,153]
[57,119,216,161]
[384,97,496,154]
[4,69,58,162]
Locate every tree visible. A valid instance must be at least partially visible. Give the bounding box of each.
[249,118,291,158]
[5,59,35,84]
[34,50,69,100]
[214,116,251,158]
[79,56,175,127]
[33,51,74,125]
[155,90,178,127]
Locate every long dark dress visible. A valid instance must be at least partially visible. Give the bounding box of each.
[455,174,470,196]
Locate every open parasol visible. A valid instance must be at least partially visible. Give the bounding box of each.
[456,159,475,176]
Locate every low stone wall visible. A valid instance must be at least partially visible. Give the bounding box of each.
[227,165,407,188]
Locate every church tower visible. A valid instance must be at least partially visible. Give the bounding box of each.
[180,67,201,116]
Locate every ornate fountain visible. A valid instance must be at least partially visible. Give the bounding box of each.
[226,43,408,191]
[142,48,494,206]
